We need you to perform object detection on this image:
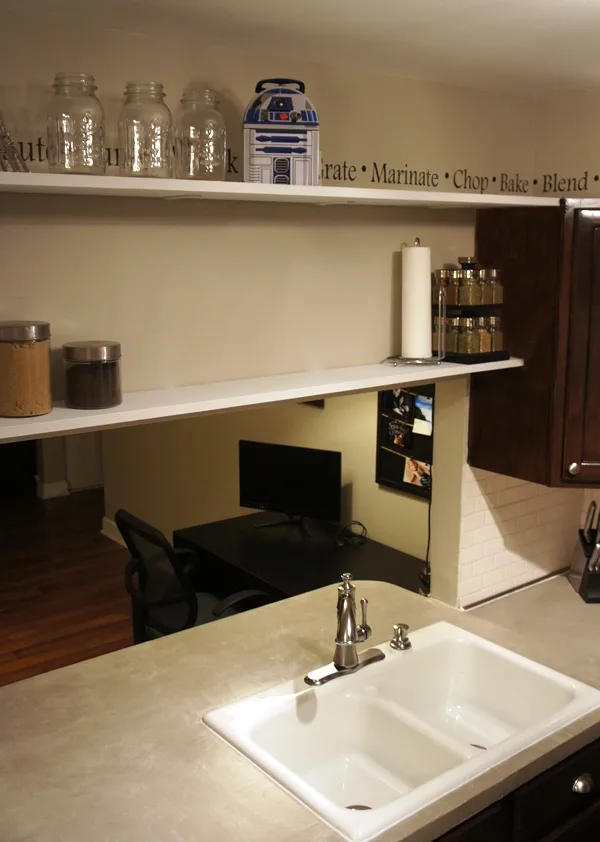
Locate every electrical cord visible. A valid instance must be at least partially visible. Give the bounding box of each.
[336,520,368,547]
[420,469,433,596]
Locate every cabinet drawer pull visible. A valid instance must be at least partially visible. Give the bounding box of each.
[568,461,600,475]
[573,773,594,794]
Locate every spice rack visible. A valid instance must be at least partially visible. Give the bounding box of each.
[432,260,508,365]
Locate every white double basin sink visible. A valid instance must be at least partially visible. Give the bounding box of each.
[204,622,600,841]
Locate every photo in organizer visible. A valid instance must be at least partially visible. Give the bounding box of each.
[386,418,413,449]
[412,394,433,437]
[391,389,414,421]
[403,457,431,490]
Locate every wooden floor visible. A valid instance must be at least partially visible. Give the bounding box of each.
[0,489,131,686]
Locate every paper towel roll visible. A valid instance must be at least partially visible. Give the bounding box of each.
[401,242,432,359]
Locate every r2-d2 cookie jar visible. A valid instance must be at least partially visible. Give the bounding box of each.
[243,78,319,186]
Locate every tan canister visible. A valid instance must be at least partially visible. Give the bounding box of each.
[0,321,52,416]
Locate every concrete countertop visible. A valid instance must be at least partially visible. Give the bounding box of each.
[1,578,599,842]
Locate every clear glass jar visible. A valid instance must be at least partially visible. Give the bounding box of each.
[489,268,504,304]
[488,316,503,351]
[0,321,52,417]
[63,341,122,409]
[477,317,492,353]
[446,317,460,353]
[447,270,461,306]
[457,317,479,354]
[119,82,172,178]
[47,73,105,175]
[458,270,482,306]
[478,269,494,305]
[175,88,226,181]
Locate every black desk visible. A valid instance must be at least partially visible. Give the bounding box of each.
[174,512,424,600]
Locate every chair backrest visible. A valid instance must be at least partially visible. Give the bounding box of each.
[115,509,198,639]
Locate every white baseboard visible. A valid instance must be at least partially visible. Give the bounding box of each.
[101,516,125,547]
[36,478,70,500]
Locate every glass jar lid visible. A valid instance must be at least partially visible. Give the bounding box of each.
[0,320,51,342]
[63,341,121,363]
[459,317,475,328]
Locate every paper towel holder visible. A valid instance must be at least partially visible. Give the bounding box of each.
[384,281,446,367]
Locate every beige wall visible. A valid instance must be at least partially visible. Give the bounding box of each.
[0,19,535,391]
[103,391,430,559]
[534,91,600,198]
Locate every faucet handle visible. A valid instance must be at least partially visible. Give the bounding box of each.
[358,597,372,641]
[390,623,411,651]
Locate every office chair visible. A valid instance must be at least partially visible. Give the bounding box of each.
[115,509,272,644]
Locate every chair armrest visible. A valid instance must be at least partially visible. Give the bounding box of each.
[212,589,271,617]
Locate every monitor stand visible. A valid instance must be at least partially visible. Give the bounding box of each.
[255,514,312,538]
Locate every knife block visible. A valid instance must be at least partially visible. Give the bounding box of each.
[568,530,600,603]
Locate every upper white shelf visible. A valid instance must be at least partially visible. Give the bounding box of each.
[0,358,523,443]
[0,172,559,209]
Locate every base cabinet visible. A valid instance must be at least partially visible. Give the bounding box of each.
[435,737,600,841]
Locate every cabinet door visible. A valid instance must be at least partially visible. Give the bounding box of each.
[436,802,511,841]
[563,209,600,484]
[540,799,600,841]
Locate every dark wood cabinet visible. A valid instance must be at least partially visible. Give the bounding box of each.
[469,200,600,487]
[434,736,600,842]
[436,802,511,841]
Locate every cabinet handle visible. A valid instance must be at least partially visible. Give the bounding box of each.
[572,773,594,794]
[568,461,600,476]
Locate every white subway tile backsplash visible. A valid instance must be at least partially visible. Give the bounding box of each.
[460,545,484,565]
[460,531,475,549]
[462,512,487,532]
[458,463,584,608]
[473,525,501,544]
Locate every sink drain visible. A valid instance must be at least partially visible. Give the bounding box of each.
[346,804,372,811]
[470,743,487,751]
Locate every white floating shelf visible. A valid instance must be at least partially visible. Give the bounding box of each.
[0,358,523,443]
[0,172,559,209]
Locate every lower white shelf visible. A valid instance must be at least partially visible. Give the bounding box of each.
[0,358,523,443]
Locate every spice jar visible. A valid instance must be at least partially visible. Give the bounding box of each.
[446,317,460,353]
[63,341,122,409]
[447,270,460,306]
[0,321,52,417]
[489,269,503,304]
[457,317,478,354]
[433,269,451,305]
[478,269,493,305]
[477,317,492,353]
[488,316,503,351]
[458,270,482,306]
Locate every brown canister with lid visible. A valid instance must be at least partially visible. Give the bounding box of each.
[63,341,122,409]
[0,321,52,417]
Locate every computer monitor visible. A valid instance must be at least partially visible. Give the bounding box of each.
[239,440,342,524]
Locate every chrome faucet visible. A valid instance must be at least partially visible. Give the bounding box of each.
[304,573,385,686]
[334,572,371,669]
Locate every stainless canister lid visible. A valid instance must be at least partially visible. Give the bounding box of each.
[63,341,121,363]
[0,320,51,342]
